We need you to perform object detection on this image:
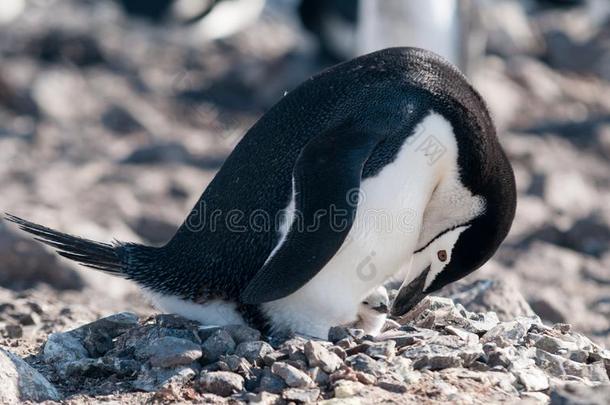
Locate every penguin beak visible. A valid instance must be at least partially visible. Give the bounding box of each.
[390,266,430,317]
[372,303,388,314]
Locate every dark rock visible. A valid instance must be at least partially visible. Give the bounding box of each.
[377,378,408,393]
[121,142,192,165]
[201,329,236,364]
[328,326,350,343]
[257,368,287,394]
[62,356,139,378]
[155,314,200,330]
[4,324,23,339]
[72,312,139,357]
[197,326,224,341]
[199,371,244,397]
[263,350,289,366]
[28,29,105,66]
[235,341,274,365]
[345,353,385,376]
[219,354,251,374]
[101,105,144,135]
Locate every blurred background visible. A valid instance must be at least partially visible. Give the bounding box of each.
[0,0,608,354]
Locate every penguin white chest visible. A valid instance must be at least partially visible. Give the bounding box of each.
[263,112,462,338]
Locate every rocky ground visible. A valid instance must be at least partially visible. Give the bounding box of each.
[0,0,609,403]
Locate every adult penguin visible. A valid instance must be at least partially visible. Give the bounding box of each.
[7,47,516,339]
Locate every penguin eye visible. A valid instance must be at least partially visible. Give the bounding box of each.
[362,301,369,305]
[437,250,447,262]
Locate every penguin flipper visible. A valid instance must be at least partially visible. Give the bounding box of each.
[241,126,382,304]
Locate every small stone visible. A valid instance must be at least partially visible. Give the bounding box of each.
[550,383,610,405]
[514,367,549,392]
[355,371,376,385]
[271,362,314,388]
[199,371,244,397]
[43,332,88,365]
[135,336,202,368]
[445,325,479,345]
[0,348,61,402]
[224,324,262,344]
[328,326,350,343]
[197,326,223,341]
[62,357,139,378]
[73,312,140,357]
[283,387,320,403]
[377,378,408,393]
[4,324,23,339]
[220,354,251,374]
[132,365,199,392]
[345,353,385,376]
[304,341,343,373]
[16,312,40,326]
[365,340,396,360]
[376,328,437,347]
[310,367,330,385]
[263,350,289,366]
[201,330,236,364]
[481,320,529,347]
[246,391,282,405]
[257,368,287,394]
[235,341,274,365]
[347,328,366,340]
[155,314,200,329]
[333,380,364,398]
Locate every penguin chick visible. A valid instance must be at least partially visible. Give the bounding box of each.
[353,286,389,336]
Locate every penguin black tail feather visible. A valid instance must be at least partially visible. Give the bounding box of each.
[5,213,130,276]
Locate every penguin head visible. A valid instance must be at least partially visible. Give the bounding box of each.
[392,151,516,317]
[360,286,389,316]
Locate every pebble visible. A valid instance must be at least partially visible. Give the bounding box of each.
[304,341,343,373]
[201,329,236,364]
[199,371,244,397]
[135,336,202,368]
[283,387,320,403]
[271,362,314,388]
[235,341,274,365]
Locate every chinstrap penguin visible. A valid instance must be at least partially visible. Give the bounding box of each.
[6,47,516,339]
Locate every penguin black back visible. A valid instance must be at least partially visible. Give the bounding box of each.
[6,47,513,309]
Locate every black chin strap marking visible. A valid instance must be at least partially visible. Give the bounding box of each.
[413,221,473,254]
